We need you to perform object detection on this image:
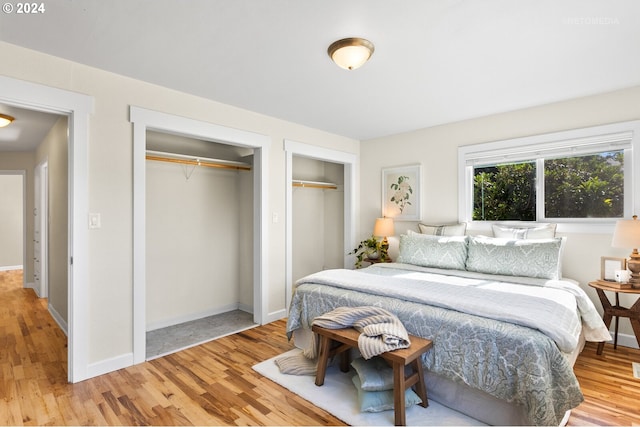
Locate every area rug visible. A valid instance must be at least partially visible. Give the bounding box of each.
[253,348,485,426]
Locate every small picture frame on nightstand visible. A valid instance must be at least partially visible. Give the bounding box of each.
[601,256,627,282]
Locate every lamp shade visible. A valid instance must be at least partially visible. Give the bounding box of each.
[328,38,374,70]
[612,215,640,249]
[373,217,394,237]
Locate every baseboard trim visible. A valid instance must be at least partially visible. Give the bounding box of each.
[608,331,639,349]
[48,304,68,336]
[265,308,287,324]
[24,281,45,298]
[147,303,243,332]
[237,302,253,314]
[87,353,134,380]
[0,265,23,272]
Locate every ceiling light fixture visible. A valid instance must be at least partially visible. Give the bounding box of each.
[0,113,15,128]
[328,37,374,70]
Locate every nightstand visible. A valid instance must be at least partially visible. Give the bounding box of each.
[362,257,393,266]
[588,280,640,355]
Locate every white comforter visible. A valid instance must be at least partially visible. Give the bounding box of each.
[296,263,611,353]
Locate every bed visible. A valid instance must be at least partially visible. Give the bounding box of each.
[286,230,611,426]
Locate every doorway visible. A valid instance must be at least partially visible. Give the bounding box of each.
[0,75,93,382]
[0,172,24,275]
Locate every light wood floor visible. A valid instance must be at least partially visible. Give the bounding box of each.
[1,269,639,426]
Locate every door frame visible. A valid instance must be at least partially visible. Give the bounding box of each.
[284,139,357,310]
[0,75,93,382]
[34,160,49,298]
[130,106,271,364]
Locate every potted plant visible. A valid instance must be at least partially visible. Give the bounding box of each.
[348,235,389,268]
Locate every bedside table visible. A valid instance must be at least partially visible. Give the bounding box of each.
[588,280,640,355]
[362,257,392,266]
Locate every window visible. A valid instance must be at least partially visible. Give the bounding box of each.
[473,151,624,221]
[458,121,640,230]
[474,161,536,221]
[544,151,624,219]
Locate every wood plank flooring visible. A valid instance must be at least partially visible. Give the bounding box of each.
[1,269,639,426]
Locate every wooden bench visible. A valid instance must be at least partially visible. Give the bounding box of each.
[312,324,433,426]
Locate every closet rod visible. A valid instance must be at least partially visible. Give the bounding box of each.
[292,180,338,190]
[146,150,251,171]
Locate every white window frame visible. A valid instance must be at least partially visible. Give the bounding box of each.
[458,120,640,234]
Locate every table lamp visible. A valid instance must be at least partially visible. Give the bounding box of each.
[612,215,640,288]
[373,217,395,259]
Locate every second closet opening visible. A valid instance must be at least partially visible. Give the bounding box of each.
[292,156,345,282]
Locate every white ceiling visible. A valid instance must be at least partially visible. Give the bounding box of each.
[1,0,639,143]
[0,104,61,151]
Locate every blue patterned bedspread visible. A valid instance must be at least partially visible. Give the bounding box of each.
[286,265,586,426]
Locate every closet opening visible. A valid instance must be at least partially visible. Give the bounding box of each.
[144,131,257,359]
[132,106,269,365]
[291,156,344,283]
[284,139,357,311]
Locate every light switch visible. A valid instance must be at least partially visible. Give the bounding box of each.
[89,213,101,229]
[272,212,279,223]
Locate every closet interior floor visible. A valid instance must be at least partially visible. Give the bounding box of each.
[146,309,257,359]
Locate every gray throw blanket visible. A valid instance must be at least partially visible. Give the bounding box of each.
[276,306,410,375]
[312,306,411,359]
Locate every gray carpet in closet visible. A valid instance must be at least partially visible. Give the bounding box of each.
[146,309,257,359]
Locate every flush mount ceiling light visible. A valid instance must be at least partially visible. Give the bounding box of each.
[328,37,375,70]
[0,113,15,128]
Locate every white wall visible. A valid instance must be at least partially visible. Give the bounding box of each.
[35,116,68,321]
[0,41,359,370]
[323,162,345,269]
[361,85,640,345]
[0,174,23,268]
[145,159,252,329]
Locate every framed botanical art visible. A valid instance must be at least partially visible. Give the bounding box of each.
[382,164,421,221]
[601,256,626,281]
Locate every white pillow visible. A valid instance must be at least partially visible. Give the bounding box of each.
[418,222,467,236]
[492,223,557,239]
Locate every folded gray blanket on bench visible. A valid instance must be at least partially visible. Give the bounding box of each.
[276,306,410,375]
[312,306,411,360]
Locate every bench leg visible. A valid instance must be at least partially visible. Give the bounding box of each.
[340,348,351,372]
[315,335,331,386]
[393,362,406,426]
[412,359,428,408]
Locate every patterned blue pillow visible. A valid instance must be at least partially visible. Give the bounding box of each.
[397,231,468,270]
[466,235,564,279]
